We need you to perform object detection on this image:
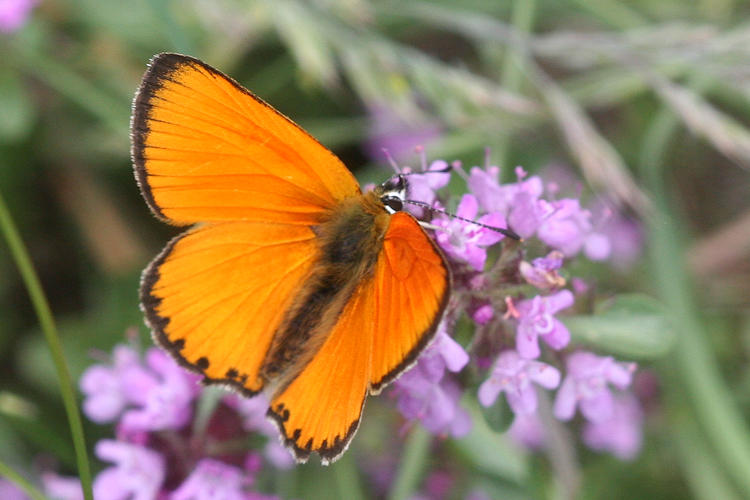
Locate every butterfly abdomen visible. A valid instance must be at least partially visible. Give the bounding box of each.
[260,194,389,389]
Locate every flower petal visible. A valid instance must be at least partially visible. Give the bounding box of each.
[553,378,577,421]
[478,378,502,408]
[528,362,561,389]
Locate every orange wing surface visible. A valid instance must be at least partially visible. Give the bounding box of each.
[131,53,359,226]
[369,212,451,392]
[142,221,318,394]
[268,212,449,463]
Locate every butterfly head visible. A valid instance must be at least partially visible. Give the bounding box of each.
[377,174,407,214]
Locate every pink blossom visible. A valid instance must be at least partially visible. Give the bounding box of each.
[93,440,165,500]
[515,290,574,359]
[434,194,507,271]
[478,350,560,414]
[582,393,643,460]
[554,351,637,422]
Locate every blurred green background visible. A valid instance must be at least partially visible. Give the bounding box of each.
[1,0,749,498]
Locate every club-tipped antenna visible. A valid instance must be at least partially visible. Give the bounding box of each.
[404,199,522,240]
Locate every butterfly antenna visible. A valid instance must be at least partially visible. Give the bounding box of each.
[404,199,522,240]
[399,162,453,178]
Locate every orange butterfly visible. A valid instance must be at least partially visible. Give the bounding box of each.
[131,53,453,464]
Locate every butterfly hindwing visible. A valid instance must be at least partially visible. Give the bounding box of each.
[267,212,449,463]
[132,53,360,226]
[142,221,318,395]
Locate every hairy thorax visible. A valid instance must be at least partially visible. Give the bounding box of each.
[260,191,389,392]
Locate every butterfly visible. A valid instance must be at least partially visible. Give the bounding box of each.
[131,53,469,464]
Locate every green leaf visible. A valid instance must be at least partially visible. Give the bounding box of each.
[563,294,674,359]
[452,400,528,482]
[479,391,514,433]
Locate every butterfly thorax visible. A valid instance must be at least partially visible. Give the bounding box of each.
[260,192,390,392]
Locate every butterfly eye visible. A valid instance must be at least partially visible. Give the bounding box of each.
[382,195,404,214]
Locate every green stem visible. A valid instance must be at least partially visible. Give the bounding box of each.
[332,452,366,500]
[388,426,431,500]
[639,79,750,497]
[0,461,46,500]
[495,0,536,170]
[0,191,93,500]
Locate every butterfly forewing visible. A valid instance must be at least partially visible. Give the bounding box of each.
[142,222,319,395]
[132,53,359,226]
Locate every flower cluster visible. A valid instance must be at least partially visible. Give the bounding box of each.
[45,344,288,499]
[389,153,644,461]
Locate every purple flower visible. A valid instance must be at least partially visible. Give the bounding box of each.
[468,165,554,240]
[170,458,250,500]
[93,440,165,500]
[508,412,546,450]
[537,198,610,260]
[119,348,200,433]
[467,165,510,213]
[472,304,494,325]
[507,183,550,240]
[425,327,470,374]
[225,393,295,469]
[583,232,611,261]
[392,329,471,436]
[478,350,560,415]
[42,473,83,500]
[519,251,566,290]
[0,479,28,500]
[589,199,643,269]
[515,290,574,359]
[80,345,141,424]
[434,194,507,271]
[554,351,637,422]
[395,372,471,437]
[0,0,35,33]
[582,393,643,460]
[80,346,200,432]
[405,160,451,217]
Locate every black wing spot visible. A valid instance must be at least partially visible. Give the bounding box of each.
[196,357,209,370]
[226,368,238,379]
[304,438,313,451]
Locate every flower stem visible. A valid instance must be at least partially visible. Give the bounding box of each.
[0,460,46,500]
[537,391,580,500]
[332,452,366,500]
[388,426,431,500]
[0,191,93,500]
